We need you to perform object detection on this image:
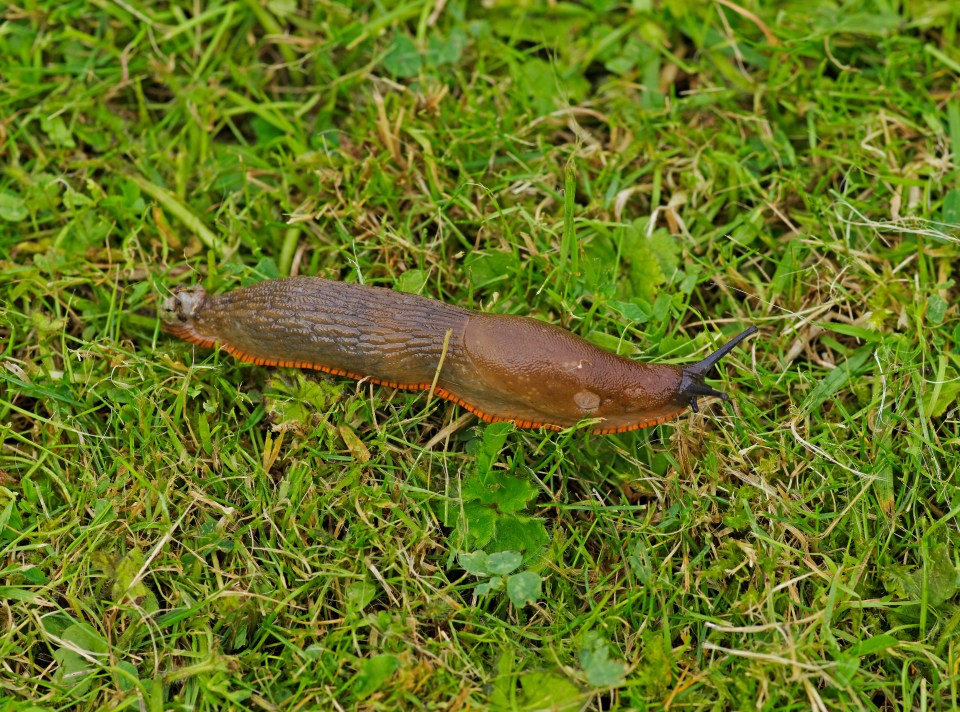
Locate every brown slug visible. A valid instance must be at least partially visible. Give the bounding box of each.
[160,276,756,434]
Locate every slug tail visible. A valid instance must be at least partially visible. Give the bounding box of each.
[676,326,757,412]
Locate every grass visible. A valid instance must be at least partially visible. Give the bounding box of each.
[2,0,960,709]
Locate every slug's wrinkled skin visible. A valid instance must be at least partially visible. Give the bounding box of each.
[160,277,756,434]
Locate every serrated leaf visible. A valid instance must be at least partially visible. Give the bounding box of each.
[648,230,679,274]
[460,473,492,503]
[506,571,542,607]
[476,421,514,477]
[621,221,677,302]
[881,563,919,600]
[458,501,497,549]
[265,373,342,432]
[491,514,549,556]
[486,550,522,576]
[494,474,537,514]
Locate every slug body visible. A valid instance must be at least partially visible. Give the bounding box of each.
[161,277,755,434]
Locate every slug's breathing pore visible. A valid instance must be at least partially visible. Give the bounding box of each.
[160,277,756,434]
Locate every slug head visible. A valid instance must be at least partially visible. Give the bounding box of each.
[159,285,208,328]
[675,326,757,412]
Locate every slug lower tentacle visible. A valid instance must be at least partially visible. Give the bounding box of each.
[159,276,756,434]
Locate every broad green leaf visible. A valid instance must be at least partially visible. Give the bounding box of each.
[579,633,626,688]
[927,294,948,324]
[251,256,281,281]
[383,35,421,78]
[427,29,467,66]
[458,501,497,549]
[265,373,342,432]
[849,634,898,657]
[475,577,504,596]
[458,550,490,575]
[111,548,159,613]
[516,671,582,711]
[114,660,140,692]
[486,550,522,576]
[53,622,109,695]
[605,300,650,325]
[353,654,400,699]
[923,543,958,606]
[41,114,76,148]
[814,8,905,34]
[251,115,284,144]
[800,345,873,415]
[0,192,27,222]
[490,668,583,711]
[464,251,517,288]
[506,571,541,606]
[822,322,883,342]
[491,515,549,557]
[53,648,96,694]
[833,655,860,687]
[923,378,960,418]
[267,0,297,17]
[346,579,378,612]
[395,268,428,294]
[62,623,108,655]
[63,188,92,209]
[942,188,960,224]
[476,421,514,478]
[494,474,537,514]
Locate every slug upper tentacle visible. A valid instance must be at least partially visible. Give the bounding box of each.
[160,276,756,434]
[675,325,758,413]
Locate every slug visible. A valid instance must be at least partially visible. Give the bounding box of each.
[160,276,756,434]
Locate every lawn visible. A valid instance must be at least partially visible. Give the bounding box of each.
[2,0,959,709]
